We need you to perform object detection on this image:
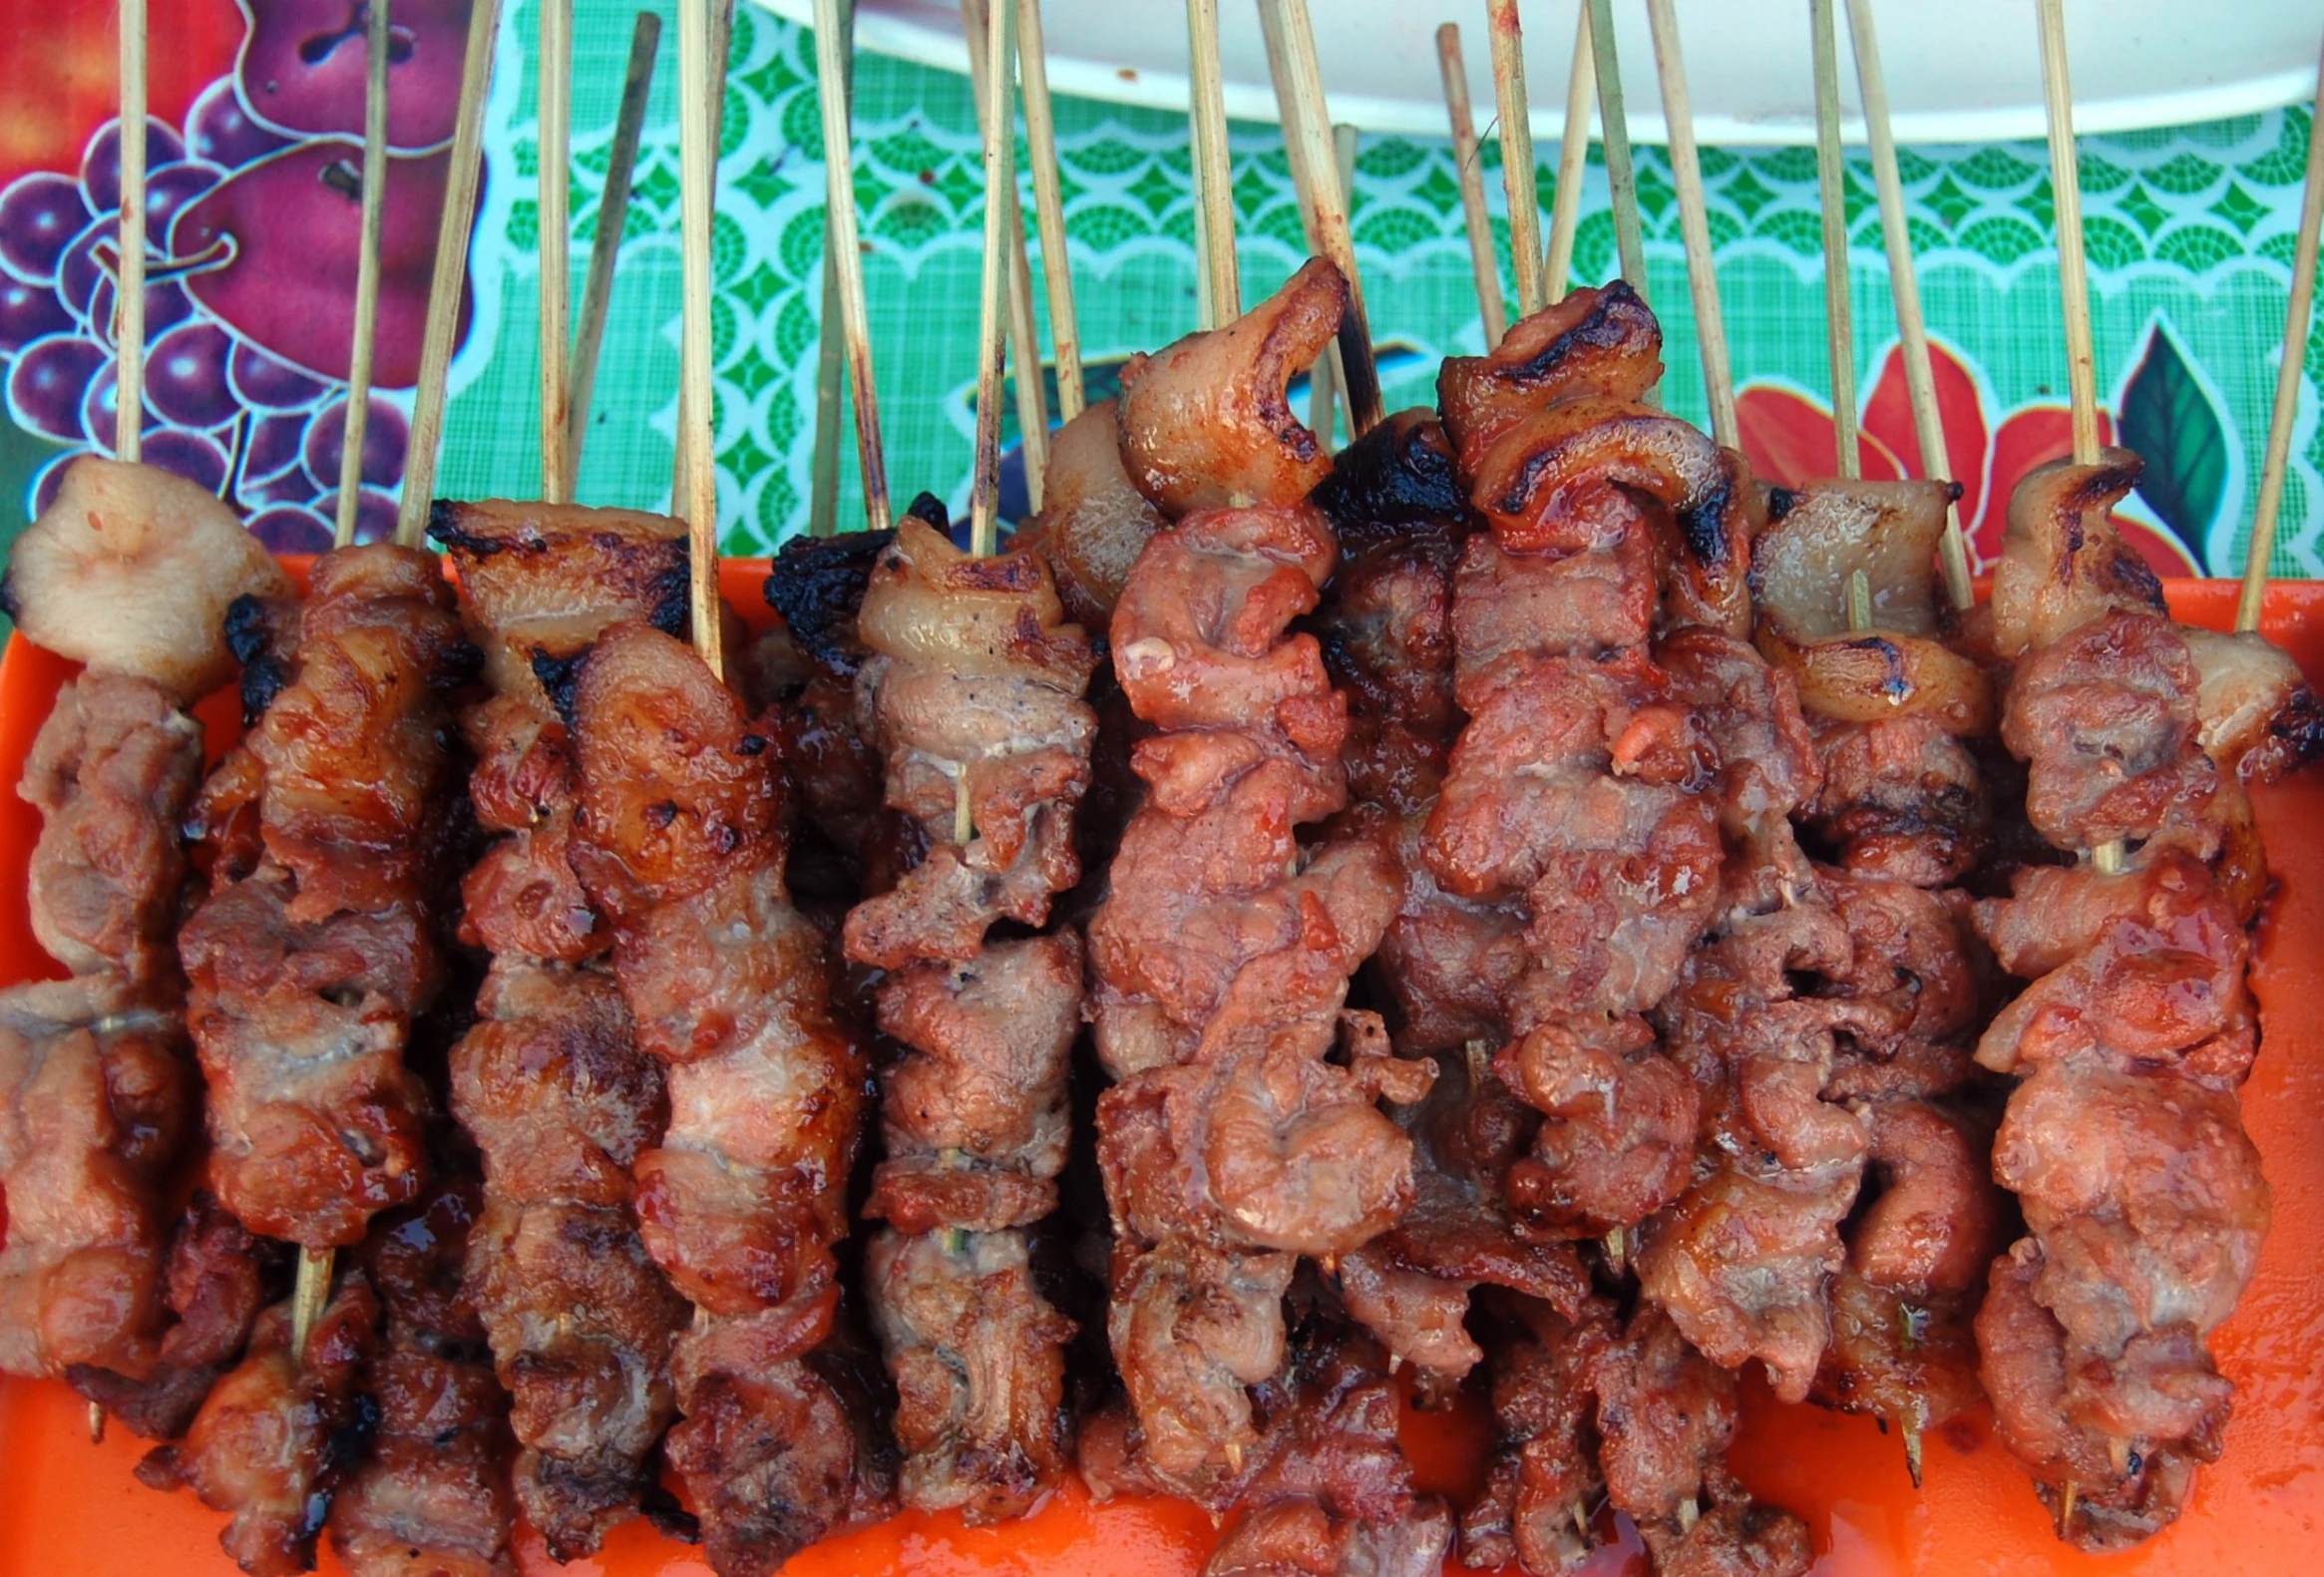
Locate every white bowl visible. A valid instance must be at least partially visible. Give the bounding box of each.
[756,0,2319,146]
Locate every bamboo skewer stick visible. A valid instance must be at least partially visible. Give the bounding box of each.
[1843,0,1970,608]
[1436,24,1506,345]
[1585,0,1645,298]
[114,0,148,465]
[540,0,573,502]
[1186,0,1239,327]
[397,0,504,548]
[671,0,734,509]
[1644,0,1735,448]
[2034,0,2115,893]
[1259,0,1382,435]
[1810,0,1858,479]
[334,0,393,547]
[2036,0,2100,469]
[1486,0,1543,317]
[1018,0,1083,421]
[1257,0,1316,238]
[968,0,1017,558]
[961,0,1049,511]
[2237,32,2324,633]
[810,0,855,538]
[1307,124,1357,445]
[678,0,722,673]
[567,10,662,499]
[1543,1,1595,305]
[812,0,891,534]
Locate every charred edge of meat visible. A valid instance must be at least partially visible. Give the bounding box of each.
[1307,411,1467,541]
[1507,278,1652,384]
[532,647,588,727]
[639,1475,703,1544]
[225,595,292,724]
[904,493,952,532]
[426,500,504,558]
[2270,683,2324,770]
[1765,486,1802,523]
[1677,464,1736,571]
[764,531,898,676]
[648,557,692,641]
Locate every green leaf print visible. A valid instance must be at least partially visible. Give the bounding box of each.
[2119,323,2228,564]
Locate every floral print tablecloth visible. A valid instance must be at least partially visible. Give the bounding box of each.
[1,0,2318,581]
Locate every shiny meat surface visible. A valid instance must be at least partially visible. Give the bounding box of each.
[428,498,688,709]
[1089,502,1432,1497]
[568,620,880,1574]
[1975,588,2277,1553]
[146,1278,380,1577]
[1436,282,1664,472]
[68,1195,288,1439]
[183,544,473,1250]
[1457,1298,1613,1575]
[867,936,1080,1234]
[1115,258,1349,517]
[865,1228,1073,1522]
[1640,895,1868,1405]
[1749,477,1955,639]
[844,519,1098,968]
[1017,399,1169,626]
[328,1179,516,1577]
[0,977,185,1378]
[439,505,696,1557]
[450,959,684,1558]
[1988,451,2165,659]
[1199,1321,1452,1577]
[19,672,203,986]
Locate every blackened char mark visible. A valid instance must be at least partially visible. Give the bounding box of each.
[763,530,896,678]
[1307,409,1474,561]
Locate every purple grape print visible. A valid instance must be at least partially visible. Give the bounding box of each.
[0,174,91,285]
[246,505,333,556]
[145,164,224,247]
[55,224,108,324]
[86,276,196,346]
[147,320,238,430]
[80,118,189,216]
[0,279,72,357]
[240,409,310,485]
[303,394,407,492]
[188,78,291,169]
[228,338,327,411]
[142,428,232,496]
[8,334,106,442]
[28,451,76,517]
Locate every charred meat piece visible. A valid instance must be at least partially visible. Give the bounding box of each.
[1089,501,1432,1499]
[328,1177,516,1577]
[568,620,882,1576]
[0,977,187,1379]
[182,545,475,1252]
[1115,258,1350,517]
[143,1277,381,1577]
[68,1196,289,1440]
[438,502,692,1558]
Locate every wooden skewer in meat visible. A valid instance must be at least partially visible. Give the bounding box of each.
[1972,444,2322,1548]
[0,465,288,1392]
[428,34,698,1541]
[845,7,1095,1517]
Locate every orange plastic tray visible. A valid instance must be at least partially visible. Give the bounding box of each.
[2,568,2321,1577]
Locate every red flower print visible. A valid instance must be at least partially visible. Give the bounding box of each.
[1736,340,2204,579]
